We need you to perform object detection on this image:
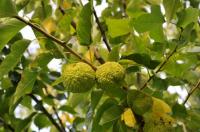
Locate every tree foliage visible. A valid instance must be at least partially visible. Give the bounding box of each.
[0,0,200,131]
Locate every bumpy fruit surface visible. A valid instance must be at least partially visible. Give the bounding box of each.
[96,62,125,89]
[143,122,174,132]
[62,62,95,93]
[143,114,175,132]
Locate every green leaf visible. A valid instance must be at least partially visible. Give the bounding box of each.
[152,77,168,90]
[107,45,120,61]
[34,113,51,129]
[0,39,30,80]
[163,0,181,22]
[106,18,131,38]
[16,0,30,11]
[0,19,25,51]
[13,112,36,132]
[1,77,13,89]
[113,120,127,132]
[51,76,63,86]
[127,90,153,115]
[59,105,77,114]
[91,90,104,110]
[0,0,17,18]
[67,92,90,108]
[177,7,199,28]
[172,103,187,118]
[20,96,32,109]
[12,68,37,107]
[132,6,165,42]
[104,85,127,100]
[31,52,53,69]
[99,105,123,125]
[77,2,92,46]
[92,98,118,132]
[121,53,160,69]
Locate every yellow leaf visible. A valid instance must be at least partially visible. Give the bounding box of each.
[62,1,71,9]
[42,18,56,34]
[84,47,94,62]
[121,108,136,127]
[152,97,172,116]
[62,113,75,124]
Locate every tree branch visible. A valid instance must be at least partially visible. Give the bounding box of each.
[140,45,178,90]
[28,94,64,132]
[94,47,105,64]
[121,0,127,17]
[0,117,14,132]
[93,8,111,52]
[53,107,66,132]
[58,6,76,29]
[183,80,200,105]
[13,16,97,70]
[57,7,106,64]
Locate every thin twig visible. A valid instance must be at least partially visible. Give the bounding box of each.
[140,27,184,91]
[94,47,105,64]
[41,82,66,132]
[28,94,64,132]
[140,45,178,90]
[0,117,14,132]
[93,8,111,52]
[57,7,106,64]
[121,0,127,17]
[58,6,76,29]
[53,107,66,132]
[13,16,96,70]
[183,80,200,105]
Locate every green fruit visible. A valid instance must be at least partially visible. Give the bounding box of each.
[96,62,125,89]
[143,114,175,132]
[143,122,174,132]
[62,62,95,93]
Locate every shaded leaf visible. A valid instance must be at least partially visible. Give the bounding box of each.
[121,53,160,69]
[13,112,36,132]
[127,90,153,115]
[99,105,123,125]
[34,113,51,129]
[12,68,37,108]
[91,90,104,110]
[0,39,30,80]
[92,98,118,132]
[172,103,187,118]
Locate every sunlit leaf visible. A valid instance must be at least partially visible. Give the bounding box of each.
[0,0,17,18]
[0,19,25,51]
[163,0,181,22]
[106,18,131,38]
[77,2,92,46]
[177,7,199,28]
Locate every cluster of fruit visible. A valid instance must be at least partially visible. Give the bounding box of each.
[62,62,175,131]
[62,61,125,93]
